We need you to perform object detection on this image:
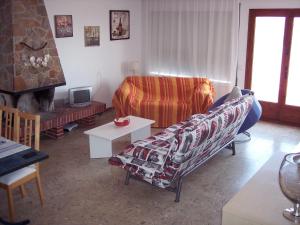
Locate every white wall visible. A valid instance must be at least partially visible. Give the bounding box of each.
[44,0,142,107]
[237,0,300,88]
[45,0,300,105]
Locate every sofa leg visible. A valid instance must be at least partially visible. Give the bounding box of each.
[124,171,130,185]
[231,142,236,155]
[175,177,183,203]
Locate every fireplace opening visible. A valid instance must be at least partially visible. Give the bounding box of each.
[0,87,56,113]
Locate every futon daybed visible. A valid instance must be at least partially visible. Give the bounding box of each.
[109,93,254,202]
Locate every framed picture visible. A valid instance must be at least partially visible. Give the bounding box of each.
[84,26,100,46]
[54,15,73,38]
[109,10,130,40]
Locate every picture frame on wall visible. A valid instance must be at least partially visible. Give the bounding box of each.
[54,15,73,38]
[109,10,130,40]
[84,26,100,46]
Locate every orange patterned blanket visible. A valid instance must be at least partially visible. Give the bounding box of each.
[112,76,215,127]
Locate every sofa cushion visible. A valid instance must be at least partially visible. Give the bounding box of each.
[225,86,242,102]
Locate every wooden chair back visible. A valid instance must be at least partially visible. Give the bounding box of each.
[0,106,20,142]
[19,112,40,150]
[0,111,43,222]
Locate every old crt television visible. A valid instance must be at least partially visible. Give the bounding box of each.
[69,86,92,107]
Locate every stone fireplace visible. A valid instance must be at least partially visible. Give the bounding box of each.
[0,0,65,112]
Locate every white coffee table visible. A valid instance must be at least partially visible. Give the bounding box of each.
[84,116,155,158]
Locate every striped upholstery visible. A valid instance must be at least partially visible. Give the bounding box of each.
[112,76,215,127]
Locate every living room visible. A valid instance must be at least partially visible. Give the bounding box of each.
[0,0,300,225]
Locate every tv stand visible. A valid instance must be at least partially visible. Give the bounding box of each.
[40,101,106,139]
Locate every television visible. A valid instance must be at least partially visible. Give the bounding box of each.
[69,86,92,107]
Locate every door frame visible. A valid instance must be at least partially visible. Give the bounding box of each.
[244,8,300,126]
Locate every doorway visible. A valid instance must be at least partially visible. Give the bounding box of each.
[245,9,300,126]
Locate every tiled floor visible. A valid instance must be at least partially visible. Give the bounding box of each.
[1,109,300,225]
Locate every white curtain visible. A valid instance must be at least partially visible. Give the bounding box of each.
[141,0,240,97]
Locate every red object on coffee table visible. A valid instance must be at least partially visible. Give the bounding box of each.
[114,117,130,127]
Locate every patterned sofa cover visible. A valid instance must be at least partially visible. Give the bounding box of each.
[109,94,254,201]
[112,76,215,127]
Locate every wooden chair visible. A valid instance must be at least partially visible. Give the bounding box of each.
[0,111,44,222]
[0,106,20,142]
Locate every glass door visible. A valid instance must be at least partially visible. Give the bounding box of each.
[251,17,285,103]
[245,9,300,126]
[286,18,300,107]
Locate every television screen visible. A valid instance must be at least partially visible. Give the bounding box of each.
[69,86,92,107]
[74,90,90,104]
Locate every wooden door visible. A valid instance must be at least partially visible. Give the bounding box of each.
[245,9,300,126]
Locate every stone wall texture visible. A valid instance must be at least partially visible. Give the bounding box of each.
[0,0,65,93]
[0,0,14,92]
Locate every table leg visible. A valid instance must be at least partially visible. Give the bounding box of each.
[88,136,112,159]
[131,125,151,143]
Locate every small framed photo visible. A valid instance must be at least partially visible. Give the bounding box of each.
[84,26,100,46]
[54,15,73,38]
[109,10,130,40]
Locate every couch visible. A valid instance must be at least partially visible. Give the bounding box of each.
[109,94,254,202]
[112,76,215,127]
